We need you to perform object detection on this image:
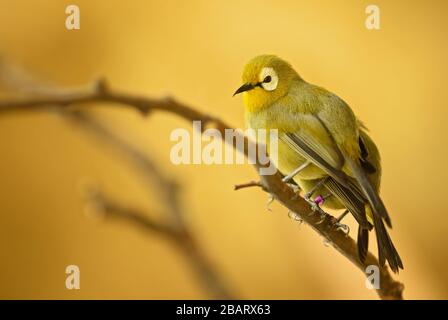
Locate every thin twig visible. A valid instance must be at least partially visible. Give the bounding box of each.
[84,187,181,240]
[0,79,404,299]
[66,109,186,226]
[234,180,266,191]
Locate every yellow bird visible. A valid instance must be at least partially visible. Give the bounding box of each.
[234,55,403,272]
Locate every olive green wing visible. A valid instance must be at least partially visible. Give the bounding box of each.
[279,113,352,187]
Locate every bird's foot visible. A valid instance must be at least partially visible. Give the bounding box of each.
[305,193,325,210]
[286,182,300,192]
[315,210,328,224]
[284,182,301,201]
[334,222,350,235]
[332,209,350,235]
[266,194,274,211]
[288,211,303,225]
[305,194,328,223]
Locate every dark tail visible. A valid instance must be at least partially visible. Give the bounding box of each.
[357,227,369,263]
[325,177,370,264]
[345,157,392,227]
[372,213,404,273]
[325,177,403,272]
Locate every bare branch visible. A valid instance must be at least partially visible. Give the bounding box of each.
[0,79,227,132]
[82,186,234,299]
[83,186,180,240]
[0,79,404,299]
[234,180,266,191]
[65,109,186,225]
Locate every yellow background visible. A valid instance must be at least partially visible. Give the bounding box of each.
[0,0,446,299]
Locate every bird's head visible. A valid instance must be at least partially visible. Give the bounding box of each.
[234,55,301,112]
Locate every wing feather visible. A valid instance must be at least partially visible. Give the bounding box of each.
[281,132,352,187]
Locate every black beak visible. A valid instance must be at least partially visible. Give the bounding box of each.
[233,83,256,96]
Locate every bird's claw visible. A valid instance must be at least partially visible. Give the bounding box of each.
[266,194,274,211]
[315,210,327,224]
[288,211,303,224]
[304,191,313,200]
[305,196,327,222]
[286,182,300,192]
[305,199,319,215]
[334,222,350,235]
[285,183,301,200]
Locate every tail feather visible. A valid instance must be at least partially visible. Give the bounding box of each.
[345,157,392,227]
[357,227,369,263]
[372,213,404,273]
[324,177,370,229]
[324,178,372,263]
[323,177,403,272]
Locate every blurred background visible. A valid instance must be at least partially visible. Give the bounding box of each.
[0,0,446,299]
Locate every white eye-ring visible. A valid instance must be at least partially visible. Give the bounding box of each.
[259,67,278,91]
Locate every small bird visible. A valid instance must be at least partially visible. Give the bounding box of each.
[234,55,403,272]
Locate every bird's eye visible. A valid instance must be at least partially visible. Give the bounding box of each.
[259,67,278,91]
